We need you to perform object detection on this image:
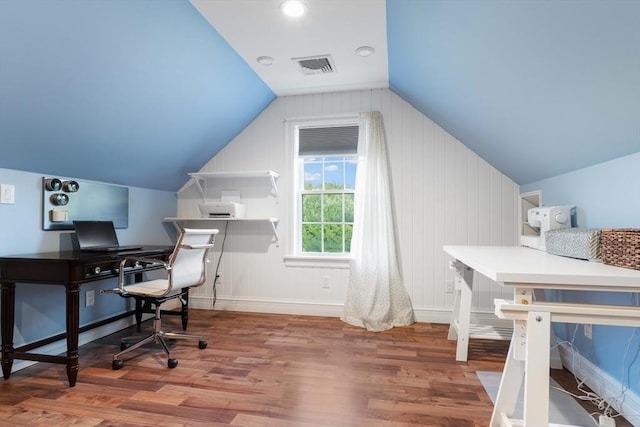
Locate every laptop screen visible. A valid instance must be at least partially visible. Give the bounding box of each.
[73,220,120,249]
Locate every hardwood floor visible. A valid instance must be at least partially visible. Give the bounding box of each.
[0,310,631,426]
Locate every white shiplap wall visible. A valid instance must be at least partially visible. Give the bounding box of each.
[177,88,519,324]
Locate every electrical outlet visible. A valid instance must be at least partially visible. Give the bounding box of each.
[446,280,455,294]
[86,290,95,307]
[584,323,592,339]
[322,276,330,289]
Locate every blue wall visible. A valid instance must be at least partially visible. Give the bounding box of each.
[522,152,640,228]
[0,0,275,191]
[521,152,640,397]
[0,167,177,345]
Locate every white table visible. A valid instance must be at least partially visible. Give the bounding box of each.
[443,245,640,427]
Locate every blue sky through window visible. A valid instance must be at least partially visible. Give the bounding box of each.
[304,156,356,190]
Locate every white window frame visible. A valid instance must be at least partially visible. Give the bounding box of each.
[284,114,359,268]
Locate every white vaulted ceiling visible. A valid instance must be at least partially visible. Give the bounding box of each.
[191,0,389,96]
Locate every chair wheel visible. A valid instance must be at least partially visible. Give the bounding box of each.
[168,358,178,369]
[120,342,130,351]
[112,359,124,370]
[198,340,208,350]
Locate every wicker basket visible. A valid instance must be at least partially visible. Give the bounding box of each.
[600,229,640,270]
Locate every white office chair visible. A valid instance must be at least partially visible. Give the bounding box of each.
[105,228,218,370]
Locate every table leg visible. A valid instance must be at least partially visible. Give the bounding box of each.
[532,289,563,370]
[490,333,525,427]
[1,282,16,379]
[447,261,474,361]
[447,288,461,340]
[65,283,80,387]
[523,310,551,425]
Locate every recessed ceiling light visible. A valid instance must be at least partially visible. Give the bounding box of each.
[280,0,305,18]
[355,46,375,57]
[257,56,274,66]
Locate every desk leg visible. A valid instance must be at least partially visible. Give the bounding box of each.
[135,298,143,332]
[65,283,80,387]
[447,261,474,361]
[1,282,16,379]
[134,272,144,331]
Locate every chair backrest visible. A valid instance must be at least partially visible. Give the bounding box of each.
[166,228,218,292]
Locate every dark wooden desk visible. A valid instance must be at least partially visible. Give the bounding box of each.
[0,246,173,387]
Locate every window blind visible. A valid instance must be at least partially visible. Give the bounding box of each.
[298,125,359,156]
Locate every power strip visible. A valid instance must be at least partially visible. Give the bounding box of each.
[599,415,616,427]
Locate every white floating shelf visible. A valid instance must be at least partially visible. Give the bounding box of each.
[164,217,280,246]
[188,170,279,179]
[183,170,279,201]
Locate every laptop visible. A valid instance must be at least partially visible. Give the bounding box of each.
[73,220,142,252]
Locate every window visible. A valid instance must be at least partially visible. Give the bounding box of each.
[291,117,359,256]
[301,156,356,253]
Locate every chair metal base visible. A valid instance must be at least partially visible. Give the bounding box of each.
[112,303,207,370]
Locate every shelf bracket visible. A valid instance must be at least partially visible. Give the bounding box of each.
[270,218,280,247]
[269,174,279,203]
[191,177,206,199]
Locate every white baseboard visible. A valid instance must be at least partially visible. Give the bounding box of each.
[192,295,458,321]
[190,295,345,317]
[558,342,640,427]
[189,295,510,331]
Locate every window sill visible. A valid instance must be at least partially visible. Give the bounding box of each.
[284,255,351,269]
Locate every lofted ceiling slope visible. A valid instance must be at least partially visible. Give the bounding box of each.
[0,0,275,192]
[388,0,640,185]
[0,0,638,192]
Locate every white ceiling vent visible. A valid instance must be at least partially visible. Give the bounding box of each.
[293,54,336,75]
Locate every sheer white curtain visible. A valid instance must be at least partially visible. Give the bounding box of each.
[341,111,415,332]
